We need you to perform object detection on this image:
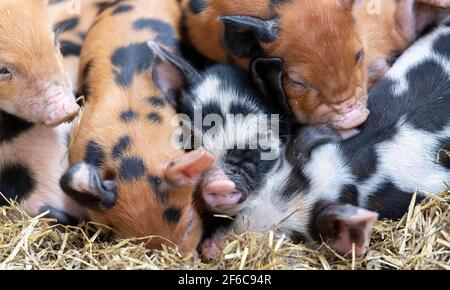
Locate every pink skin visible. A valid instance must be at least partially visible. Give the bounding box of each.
[202,166,242,211]
[328,208,378,257]
[298,90,369,131]
[328,102,370,131]
[17,82,80,127]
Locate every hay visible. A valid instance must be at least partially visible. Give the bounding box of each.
[1,188,449,270]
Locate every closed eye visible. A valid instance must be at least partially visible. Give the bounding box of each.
[355,50,364,63]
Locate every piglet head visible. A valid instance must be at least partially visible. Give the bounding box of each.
[0,0,79,126]
[227,0,369,130]
[314,203,378,257]
[61,149,215,254]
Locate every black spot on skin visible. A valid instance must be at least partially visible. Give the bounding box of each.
[39,206,78,226]
[96,0,127,15]
[112,4,134,14]
[112,136,131,160]
[119,157,146,181]
[147,112,162,123]
[168,161,175,168]
[148,175,167,203]
[48,0,67,4]
[54,17,79,33]
[0,111,34,144]
[270,0,293,6]
[433,32,450,60]
[280,163,309,200]
[111,42,154,87]
[0,163,36,205]
[120,109,138,123]
[60,41,81,57]
[366,182,425,220]
[339,184,359,206]
[188,0,207,14]
[133,19,178,49]
[147,96,165,108]
[163,207,182,224]
[85,141,106,167]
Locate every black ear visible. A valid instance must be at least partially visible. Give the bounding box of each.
[219,15,278,58]
[251,57,292,116]
[147,41,200,106]
[60,163,117,210]
[288,124,342,163]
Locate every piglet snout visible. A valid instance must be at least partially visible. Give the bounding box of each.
[202,167,243,211]
[41,85,80,127]
[203,180,242,210]
[330,104,369,130]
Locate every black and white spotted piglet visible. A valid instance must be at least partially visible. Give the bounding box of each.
[149,46,292,244]
[207,23,450,258]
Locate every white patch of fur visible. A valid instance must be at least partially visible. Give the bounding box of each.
[193,74,282,163]
[232,160,303,235]
[375,123,449,194]
[303,144,353,205]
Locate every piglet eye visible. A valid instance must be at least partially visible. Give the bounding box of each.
[0,67,12,81]
[355,50,364,63]
[0,67,10,74]
[287,72,308,90]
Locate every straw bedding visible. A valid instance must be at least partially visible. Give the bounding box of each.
[1,187,449,270]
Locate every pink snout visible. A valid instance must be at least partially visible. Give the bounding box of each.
[41,94,80,127]
[330,105,370,130]
[203,180,242,210]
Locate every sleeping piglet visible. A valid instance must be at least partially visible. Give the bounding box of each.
[202,22,450,258]
[1,0,84,222]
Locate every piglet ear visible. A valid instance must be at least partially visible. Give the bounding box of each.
[147,41,199,96]
[314,204,378,257]
[251,58,292,118]
[60,163,117,210]
[219,15,278,58]
[164,148,215,186]
[393,0,418,44]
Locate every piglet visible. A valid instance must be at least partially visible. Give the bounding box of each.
[1,0,84,222]
[60,0,214,254]
[0,0,79,126]
[203,23,450,258]
[148,46,293,244]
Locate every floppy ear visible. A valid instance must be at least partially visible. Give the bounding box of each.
[147,41,200,105]
[219,15,278,58]
[60,163,117,210]
[251,57,292,116]
[164,148,215,187]
[314,203,378,257]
